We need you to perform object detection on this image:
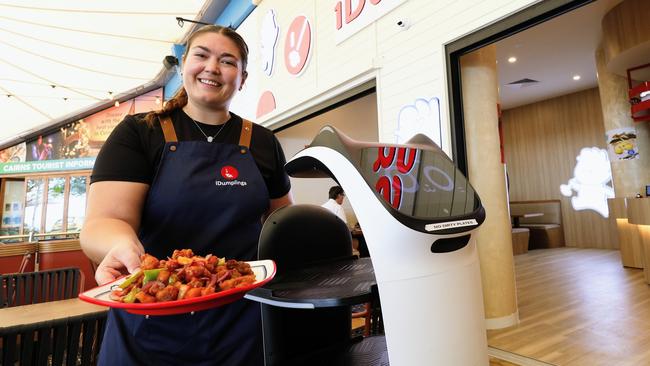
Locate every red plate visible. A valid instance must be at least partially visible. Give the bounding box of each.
[79,259,276,316]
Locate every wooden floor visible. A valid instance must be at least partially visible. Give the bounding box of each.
[487,247,650,365]
[489,357,521,366]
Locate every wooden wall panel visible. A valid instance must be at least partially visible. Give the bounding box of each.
[502,88,615,249]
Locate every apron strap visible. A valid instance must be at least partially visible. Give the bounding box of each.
[239,119,253,150]
[160,115,178,143]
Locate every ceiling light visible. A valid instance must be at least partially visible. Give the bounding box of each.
[508,57,517,63]
[114,100,120,107]
[573,75,581,80]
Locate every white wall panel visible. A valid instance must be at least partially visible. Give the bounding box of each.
[237,0,541,158]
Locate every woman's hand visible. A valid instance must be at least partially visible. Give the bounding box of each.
[95,241,145,285]
[80,181,149,285]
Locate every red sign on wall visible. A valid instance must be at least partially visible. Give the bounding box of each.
[334,0,406,44]
[284,15,312,75]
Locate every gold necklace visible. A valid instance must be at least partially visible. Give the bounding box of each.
[190,117,228,143]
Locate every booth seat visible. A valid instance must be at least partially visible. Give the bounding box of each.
[511,228,530,255]
[510,200,565,249]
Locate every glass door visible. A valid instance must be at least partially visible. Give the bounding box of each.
[67,175,88,232]
[1,179,25,237]
[44,177,66,236]
[23,177,45,236]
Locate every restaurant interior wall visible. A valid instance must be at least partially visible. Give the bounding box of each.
[230,0,542,160]
[502,87,617,249]
[275,91,379,226]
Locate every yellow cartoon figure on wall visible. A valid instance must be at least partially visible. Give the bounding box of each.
[608,130,638,160]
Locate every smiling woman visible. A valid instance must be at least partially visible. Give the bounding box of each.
[80,24,293,365]
[182,29,249,120]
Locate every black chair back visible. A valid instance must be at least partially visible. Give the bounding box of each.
[0,310,107,366]
[258,204,353,366]
[258,204,352,271]
[0,267,81,308]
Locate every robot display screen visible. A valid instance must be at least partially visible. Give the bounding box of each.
[357,146,480,220]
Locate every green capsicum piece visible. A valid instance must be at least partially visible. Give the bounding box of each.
[118,269,142,289]
[142,268,162,285]
[123,286,139,303]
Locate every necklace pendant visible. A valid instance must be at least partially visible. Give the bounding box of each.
[207,136,214,143]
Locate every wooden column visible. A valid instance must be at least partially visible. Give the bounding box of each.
[598,0,650,268]
[461,45,518,329]
[608,197,644,268]
[596,48,650,198]
[627,198,650,283]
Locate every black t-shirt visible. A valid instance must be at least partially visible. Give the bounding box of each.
[91,109,291,199]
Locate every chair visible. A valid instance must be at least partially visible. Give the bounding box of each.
[511,228,530,255]
[510,200,565,249]
[258,204,354,365]
[0,267,83,308]
[351,303,372,337]
[0,310,107,366]
[258,204,387,365]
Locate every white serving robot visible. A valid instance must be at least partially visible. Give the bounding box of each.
[285,126,489,365]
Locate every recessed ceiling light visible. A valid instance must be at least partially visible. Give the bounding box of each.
[508,57,517,63]
[573,75,581,80]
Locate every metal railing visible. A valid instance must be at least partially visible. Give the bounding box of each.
[0,231,82,273]
[0,230,80,244]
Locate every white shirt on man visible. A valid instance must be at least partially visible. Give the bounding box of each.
[321,199,347,225]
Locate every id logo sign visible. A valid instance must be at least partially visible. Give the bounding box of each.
[334,0,406,44]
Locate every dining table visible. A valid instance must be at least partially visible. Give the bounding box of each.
[0,297,107,329]
[510,212,544,228]
[350,227,370,258]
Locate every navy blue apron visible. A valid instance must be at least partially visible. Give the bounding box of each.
[98,116,269,365]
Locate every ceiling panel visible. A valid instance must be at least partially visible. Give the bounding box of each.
[0,0,209,145]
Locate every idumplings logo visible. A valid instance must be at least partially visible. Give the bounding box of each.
[221,166,238,180]
[216,165,247,187]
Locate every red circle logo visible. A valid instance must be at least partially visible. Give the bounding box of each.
[284,16,311,75]
[221,166,239,180]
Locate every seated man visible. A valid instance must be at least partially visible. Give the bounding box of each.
[321,186,347,225]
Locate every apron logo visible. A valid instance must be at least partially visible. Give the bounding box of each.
[221,166,239,180]
[216,165,247,187]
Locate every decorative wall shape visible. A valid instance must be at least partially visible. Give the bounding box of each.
[256,90,277,118]
[394,97,442,147]
[284,15,312,75]
[560,147,614,218]
[260,9,280,77]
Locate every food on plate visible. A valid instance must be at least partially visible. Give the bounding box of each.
[109,249,256,303]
